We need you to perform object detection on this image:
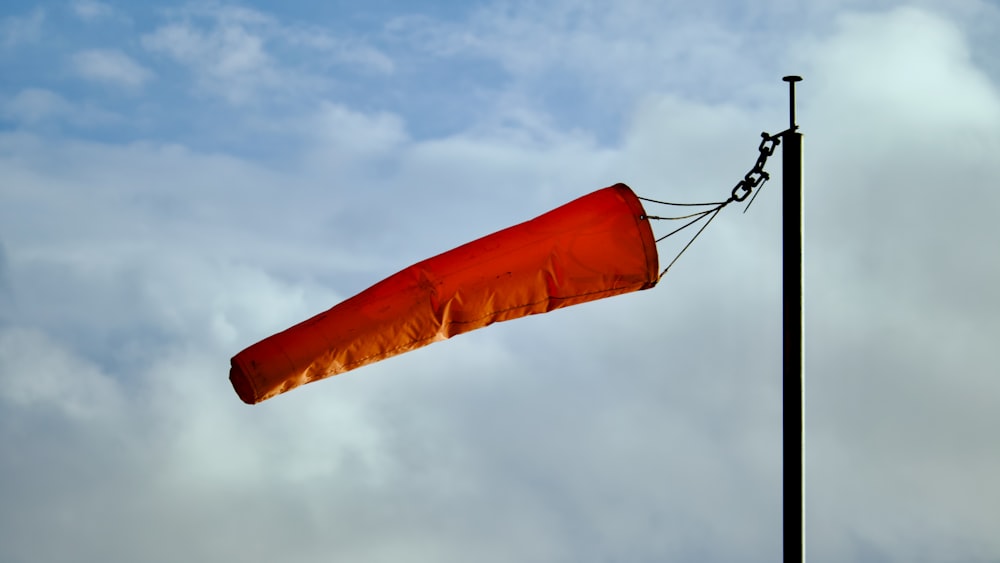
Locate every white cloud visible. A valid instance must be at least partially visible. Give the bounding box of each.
[304,102,408,158]
[142,20,290,104]
[804,6,1000,127]
[385,0,780,120]
[0,328,125,421]
[0,8,44,48]
[70,0,116,22]
[282,23,395,74]
[1,88,121,126]
[0,100,777,563]
[2,88,73,122]
[71,48,154,89]
[2,2,1000,563]
[791,6,1000,562]
[0,239,10,295]
[141,5,392,105]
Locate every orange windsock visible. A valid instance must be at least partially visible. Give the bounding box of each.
[230,183,659,404]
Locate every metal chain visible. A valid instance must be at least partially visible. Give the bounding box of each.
[730,132,781,203]
[641,130,786,276]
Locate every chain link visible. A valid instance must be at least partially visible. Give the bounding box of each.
[730,132,781,203]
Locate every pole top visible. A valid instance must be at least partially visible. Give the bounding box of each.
[783,76,802,131]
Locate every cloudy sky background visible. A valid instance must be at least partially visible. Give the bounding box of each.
[2,0,999,561]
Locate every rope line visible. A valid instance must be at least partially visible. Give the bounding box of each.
[652,206,721,243]
[638,195,725,207]
[640,130,779,276]
[658,205,725,277]
[644,208,720,221]
[742,180,765,213]
[643,197,742,276]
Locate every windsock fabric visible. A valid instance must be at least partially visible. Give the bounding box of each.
[230,183,659,404]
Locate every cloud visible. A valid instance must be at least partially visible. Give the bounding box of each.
[792,6,1000,562]
[806,6,1000,127]
[0,100,781,562]
[141,5,392,105]
[0,239,11,317]
[70,0,116,22]
[0,328,125,420]
[72,48,154,89]
[142,16,301,105]
[0,88,121,127]
[1,88,74,123]
[383,0,799,139]
[282,22,394,74]
[2,2,1000,563]
[0,8,44,48]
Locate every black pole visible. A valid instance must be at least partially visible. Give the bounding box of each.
[781,75,803,563]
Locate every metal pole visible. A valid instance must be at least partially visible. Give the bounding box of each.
[781,75,803,563]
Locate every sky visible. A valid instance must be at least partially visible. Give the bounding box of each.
[2,0,999,562]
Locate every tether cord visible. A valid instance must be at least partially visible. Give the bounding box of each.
[642,187,761,278]
[642,199,728,277]
[644,208,717,222]
[660,205,725,276]
[641,130,779,278]
[638,196,725,207]
[652,206,720,243]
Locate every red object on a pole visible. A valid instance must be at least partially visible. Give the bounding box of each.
[230,184,659,404]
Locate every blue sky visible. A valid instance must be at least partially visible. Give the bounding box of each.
[3,1,1000,562]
